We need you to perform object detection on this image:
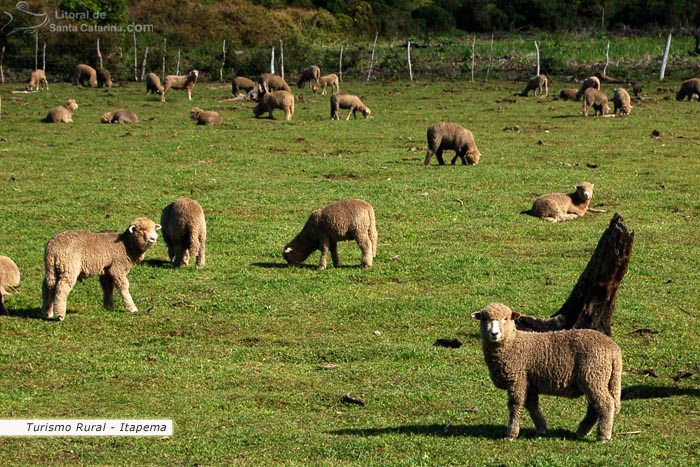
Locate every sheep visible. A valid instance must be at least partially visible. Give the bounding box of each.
[312,73,340,95]
[259,73,292,93]
[190,107,222,125]
[160,197,207,268]
[27,69,48,91]
[558,88,578,100]
[232,76,255,96]
[101,109,139,124]
[161,70,199,102]
[424,121,481,166]
[297,65,321,89]
[330,93,371,120]
[575,76,601,100]
[518,74,548,97]
[284,199,377,270]
[96,68,113,88]
[41,218,161,321]
[0,255,20,316]
[472,303,622,441]
[528,182,594,222]
[145,73,164,95]
[582,88,609,117]
[253,90,295,121]
[675,77,700,101]
[76,64,97,87]
[42,98,78,123]
[612,88,632,117]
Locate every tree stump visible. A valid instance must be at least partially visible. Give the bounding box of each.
[516,213,634,336]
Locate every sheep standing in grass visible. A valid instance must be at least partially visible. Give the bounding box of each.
[96,68,113,88]
[575,76,601,100]
[27,69,48,91]
[518,74,548,97]
[330,93,371,120]
[232,76,255,96]
[313,73,340,95]
[43,99,78,123]
[612,88,632,117]
[675,78,700,101]
[76,64,97,87]
[42,218,161,321]
[472,303,622,441]
[529,182,594,222]
[190,107,223,125]
[160,197,207,268]
[146,73,164,95]
[582,88,609,117]
[424,121,481,166]
[161,70,199,102]
[0,256,20,316]
[253,90,295,121]
[101,109,139,124]
[297,65,321,89]
[283,199,377,270]
[259,73,292,93]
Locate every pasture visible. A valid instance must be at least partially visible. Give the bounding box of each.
[0,76,699,466]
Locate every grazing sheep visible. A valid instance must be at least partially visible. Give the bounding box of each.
[313,73,340,95]
[529,182,594,222]
[518,74,548,97]
[161,70,199,102]
[145,73,164,95]
[160,197,207,268]
[283,199,377,270]
[101,109,139,124]
[675,77,700,101]
[41,218,161,321]
[582,88,609,117]
[96,68,113,88]
[76,64,97,87]
[259,73,292,93]
[594,71,624,84]
[575,76,601,100]
[190,107,222,125]
[42,98,78,123]
[253,90,295,121]
[558,88,578,100]
[424,121,481,166]
[612,88,632,117]
[27,69,48,91]
[232,76,255,96]
[330,93,371,120]
[0,256,20,316]
[297,65,321,89]
[472,303,622,441]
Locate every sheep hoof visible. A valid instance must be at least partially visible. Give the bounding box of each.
[128,308,138,313]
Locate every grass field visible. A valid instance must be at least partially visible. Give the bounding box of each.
[0,75,699,466]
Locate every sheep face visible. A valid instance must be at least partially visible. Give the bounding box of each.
[283,241,316,266]
[127,218,161,251]
[65,99,78,112]
[101,112,114,123]
[472,303,520,344]
[576,182,594,200]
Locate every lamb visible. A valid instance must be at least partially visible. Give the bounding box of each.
[258,73,291,93]
[612,88,632,117]
[145,73,164,95]
[41,218,161,321]
[518,74,548,97]
[472,303,622,441]
[312,73,339,95]
[160,197,207,268]
[528,182,594,222]
[330,93,371,120]
[0,255,20,316]
[582,88,609,117]
[190,107,222,125]
[575,76,601,100]
[42,98,78,123]
[253,90,295,121]
[283,198,377,270]
[101,109,139,124]
[76,64,97,87]
[27,69,48,91]
[558,88,577,100]
[297,65,321,89]
[424,121,481,166]
[232,76,255,96]
[161,70,199,102]
[675,77,700,101]
[96,68,113,88]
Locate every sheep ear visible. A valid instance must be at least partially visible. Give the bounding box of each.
[128,225,136,233]
[471,312,481,320]
[155,224,162,231]
[284,247,293,254]
[511,312,521,320]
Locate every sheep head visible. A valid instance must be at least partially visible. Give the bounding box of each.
[575,182,594,201]
[125,218,161,255]
[472,303,520,344]
[101,112,114,123]
[190,107,203,120]
[64,99,78,112]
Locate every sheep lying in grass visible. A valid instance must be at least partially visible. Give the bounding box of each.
[232,76,255,96]
[0,255,20,316]
[27,69,48,91]
[297,65,321,89]
[518,74,548,97]
[612,88,632,117]
[558,88,577,100]
[146,73,164,95]
[283,199,377,270]
[96,68,113,88]
[101,109,139,124]
[424,121,481,166]
[42,218,161,321]
[313,73,339,95]
[582,88,609,117]
[160,197,207,268]
[330,93,371,120]
[253,90,295,121]
[161,70,199,102]
[190,107,222,125]
[528,182,594,222]
[43,99,78,123]
[472,303,622,441]
[76,64,97,87]
[675,78,700,101]
[575,76,601,100]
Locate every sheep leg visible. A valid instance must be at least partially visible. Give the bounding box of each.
[356,236,373,268]
[346,108,354,121]
[113,276,137,313]
[330,241,341,268]
[435,149,446,166]
[53,274,77,321]
[575,404,598,438]
[423,150,434,166]
[194,233,206,269]
[525,392,547,435]
[99,275,115,311]
[369,225,378,258]
[0,295,8,315]
[505,391,525,439]
[42,277,56,319]
[187,88,192,101]
[318,238,330,270]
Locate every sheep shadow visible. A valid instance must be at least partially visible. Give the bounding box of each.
[142,258,174,268]
[329,424,576,440]
[3,307,48,320]
[251,262,296,269]
[622,384,700,400]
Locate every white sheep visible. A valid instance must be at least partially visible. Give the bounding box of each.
[472,303,622,441]
[0,255,20,315]
[160,197,207,269]
[253,90,295,121]
[76,64,97,87]
[27,69,48,91]
[519,74,548,97]
[42,99,78,123]
[330,93,371,120]
[96,68,113,88]
[190,107,223,125]
[528,182,594,222]
[41,218,161,321]
[312,73,339,95]
[612,88,632,117]
[575,76,601,100]
[283,199,377,270]
[424,121,481,166]
[232,76,255,96]
[297,65,321,89]
[145,73,164,95]
[161,70,199,102]
[101,109,139,124]
[582,88,609,117]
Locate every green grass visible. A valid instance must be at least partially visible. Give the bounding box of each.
[0,75,699,466]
